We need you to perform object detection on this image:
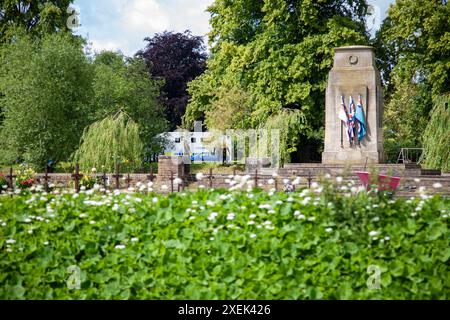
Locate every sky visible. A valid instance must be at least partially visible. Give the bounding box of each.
[72,0,395,57]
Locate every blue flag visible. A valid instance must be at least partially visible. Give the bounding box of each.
[355,95,367,141]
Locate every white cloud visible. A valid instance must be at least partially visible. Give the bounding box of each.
[122,0,170,32]
[75,0,213,56]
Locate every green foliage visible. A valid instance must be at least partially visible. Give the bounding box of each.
[15,166,36,189]
[185,0,369,160]
[0,187,448,299]
[205,86,253,131]
[0,173,8,191]
[73,111,144,173]
[0,0,75,44]
[421,95,450,172]
[382,79,433,162]
[0,33,93,169]
[375,0,450,161]
[91,51,168,156]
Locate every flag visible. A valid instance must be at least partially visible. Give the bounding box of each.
[348,96,356,143]
[355,95,367,141]
[338,95,348,125]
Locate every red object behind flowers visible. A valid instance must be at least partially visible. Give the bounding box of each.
[356,171,401,191]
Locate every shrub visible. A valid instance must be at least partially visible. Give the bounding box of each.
[0,173,8,192]
[14,166,36,189]
[0,187,448,299]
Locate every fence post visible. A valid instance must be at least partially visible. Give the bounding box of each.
[126,173,132,189]
[209,168,213,188]
[113,163,123,190]
[275,176,278,191]
[44,166,49,192]
[71,163,83,193]
[7,167,16,196]
[170,171,174,193]
[101,171,108,191]
[307,170,313,188]
[147,165,155,182]
[254,169,258,188]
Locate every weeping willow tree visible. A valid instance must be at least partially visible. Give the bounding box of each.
[263,109,308,165]
[421,95,450,172]
[73,111,144,172]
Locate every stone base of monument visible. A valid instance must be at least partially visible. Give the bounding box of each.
[322,150,383,164]
[245,157,271,173]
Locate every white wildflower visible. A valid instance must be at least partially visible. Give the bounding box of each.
[196,172,204,181]
[115,244,126,250]
[250,234,257,239]
[432,183,442,189]
[369,231,379,237]
[6,239,16,244]
[131,237,139,242]
[325,228,333,233]
[336,176,343,183]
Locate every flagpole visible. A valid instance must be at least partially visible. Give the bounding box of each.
[340,121,343,148]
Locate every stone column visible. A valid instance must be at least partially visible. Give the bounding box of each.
[322,46,384,164]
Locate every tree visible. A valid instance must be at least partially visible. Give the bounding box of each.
[184,0,369,163]
[205,86,253,131]
[0,0,75,44]
[91,51,168,158]
[73,111,143,172]
[374,0,450,162]
[0,33,93,168]
[421,95,450,172]
[137,31,207,130]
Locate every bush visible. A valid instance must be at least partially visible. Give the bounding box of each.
[0,173,8,192]
[0,187,448,299]
[14,166,36,189]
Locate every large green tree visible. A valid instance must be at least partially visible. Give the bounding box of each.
[0,33,93,168]
[91,51,168,158]
[184,0,369,163]
[374,0,450,163]
[0,0,75,44]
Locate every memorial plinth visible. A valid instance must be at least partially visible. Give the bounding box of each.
[322,46,384,164]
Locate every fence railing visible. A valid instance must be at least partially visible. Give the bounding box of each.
[396,148,424,164]
[0,164,297,195]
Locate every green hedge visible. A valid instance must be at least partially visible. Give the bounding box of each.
[0,186,448,299]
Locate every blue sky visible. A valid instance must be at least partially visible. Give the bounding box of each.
[72,0,395,56]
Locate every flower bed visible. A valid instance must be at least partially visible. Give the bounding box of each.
[15,167,36,189]
[0,173,8,193]
[0,187,448,299]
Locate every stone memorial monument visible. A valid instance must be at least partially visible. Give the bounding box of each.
[322,45,384,164]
